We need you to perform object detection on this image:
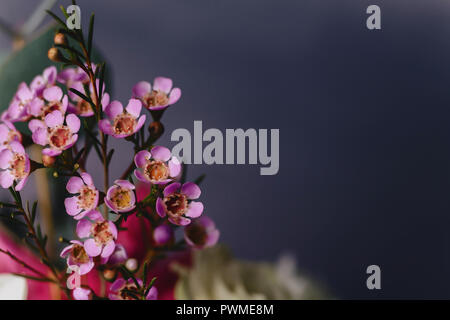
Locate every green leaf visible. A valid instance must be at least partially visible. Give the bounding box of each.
[31,201,38,224]
[87,13,95,58]
[106,149,115,165]
[69,87,92,104]
[194,174,206,186]
[45,10,67,29]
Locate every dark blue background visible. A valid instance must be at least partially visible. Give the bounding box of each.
[2,0,450,298]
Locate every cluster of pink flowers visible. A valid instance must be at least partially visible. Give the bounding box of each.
[0,64,219,300]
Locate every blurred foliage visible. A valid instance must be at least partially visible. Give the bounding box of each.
[0,24,112,114]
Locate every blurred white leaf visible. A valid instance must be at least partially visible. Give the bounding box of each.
[0,274,27,300]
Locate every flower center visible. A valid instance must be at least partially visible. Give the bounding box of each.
[145,160,169,181]
[76,99,92,114]
[43,101,62,117]
[49,126,71,149]
[7,131,20,143]
[91,221,113,245]
[113,114,136,135]
[10,154,26,178]
[164,193,188,217]
[110,187,132,210]
[70,244,90,264]
[77,186,97,210]
[145,90,169,108]
[119,284,140,300]
[185,224,208,246]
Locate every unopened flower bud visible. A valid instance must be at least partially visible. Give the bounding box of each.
[125,258,138,272]
[42,154,56,167]
[48,47,65,62]
[103,269,116,281]
[54,33,67,45]
[148,121,164,137]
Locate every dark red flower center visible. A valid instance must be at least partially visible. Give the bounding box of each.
[49,127,71,149]
[113,114,136,135]
[164,193,188,217]
[91,221,113,245]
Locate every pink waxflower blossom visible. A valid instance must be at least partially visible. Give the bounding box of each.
[57,67,89,86]
[134,146,181,185]
[132,77,181,111]
[30,66,57,97]
[156,182,204,226]
[0,121,22,151]
[105,180,136,213]
[31,110,80,156]
[109,278,158,300]
[76,210,118,258]
[99,99,146,138]
[184,216,220,249]
[0,141,30,191]
[4,82,36,122]
[67,80,110,117]
[64,172,99,220]
[28,86,68,119]
[60,240,94,275]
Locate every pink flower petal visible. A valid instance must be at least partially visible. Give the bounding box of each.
[109,221,118,239]
[164,182,181,197]
[78,260,94,275]
[185,201,204,218]
[98,119,113,135]
[9,141,25,154]
[0,170,14,189]
[101,241,115,258]
[156,197,166,218]
[169,216,191,226]
[135,115,146,132]
[66,176,84,193]
[44,110,64,128]
[66,114,80,133]
[151,146,171,162]
[76,220,92,238]
[15,176,28,191]
[134,169,149,183]
[168,88,181,105]
[105,101,123,119]
[125,99,142,118]
[134,150,151,168]
[28,119,45,133]
[0,149,12,169]
[31,128,48,146]
[114,179,135,190]
[42,148,61,157]
[181,182,201,199]
[168,157,181,177]
[43,86,63,102]
[132,81,151,98]
[146,286,158,300]
[64,196,81,216]
[153,77,173,94]
[60,244,73,258]
[28,98,44,117]
[84,238,101,257]
[80,172,94,187]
